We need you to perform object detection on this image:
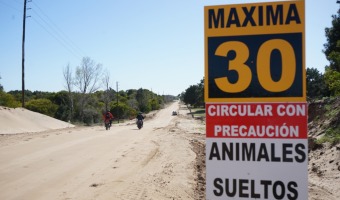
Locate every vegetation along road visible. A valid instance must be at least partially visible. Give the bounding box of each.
[0,101,206,200]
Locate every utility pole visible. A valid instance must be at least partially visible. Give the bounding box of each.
[21,0,27,108]
[116,81,119,123]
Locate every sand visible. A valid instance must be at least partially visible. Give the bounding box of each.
[0,102,338,199]
[0,106,74,134]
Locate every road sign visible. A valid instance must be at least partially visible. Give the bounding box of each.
[205,102,308,200]
[204,1,307,199]
[204,0,305,102]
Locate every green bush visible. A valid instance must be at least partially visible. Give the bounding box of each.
[317,128,340,145]
[324,68,340,96]
[0,91,20,108]
[25,98,58,117]
[110,102,134,119]
[83,108,101,125]
[150,98,160,110]
[54,104,71,122]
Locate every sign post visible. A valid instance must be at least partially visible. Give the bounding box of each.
[204,1,307,199]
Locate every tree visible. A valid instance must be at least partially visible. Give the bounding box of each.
[324,8,340,72]
[110,102,131,119]
[323,7,340,97]
[150,98,160,110]
[182,85,199,106]
[136,88,151,113]
[181,78,205,107]
[102,70,112,112]
[324,68,340,96]
[0,75,3,92]
[53,91,72,121]
[8,90,38,103]
[196,78,205,107]
[74,57,103,121]
[306,68,329,99]
[63,64,74,121]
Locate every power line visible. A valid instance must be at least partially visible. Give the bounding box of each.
[2,0,87,60]
[31,1,87,57]
[12,0,23,5]
[0,0,21,12]
[30,10,82,59]
[30,17,82,60]
[26,1,86,60]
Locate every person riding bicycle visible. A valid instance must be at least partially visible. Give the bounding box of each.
[104,111,114,126]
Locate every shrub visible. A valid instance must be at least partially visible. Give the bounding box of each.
[25,98,58,117]
[0,91,20,108]
[317,128,340,145]
[83,108,100,125]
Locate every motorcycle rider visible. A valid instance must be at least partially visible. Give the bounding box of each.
[103,111,114,126]
[136,112,144,127]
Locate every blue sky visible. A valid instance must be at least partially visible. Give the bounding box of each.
[0,0,339,96]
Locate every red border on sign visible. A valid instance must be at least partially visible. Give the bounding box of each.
[206,103,307,139]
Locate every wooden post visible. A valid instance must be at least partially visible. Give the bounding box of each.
[22,0,27,107]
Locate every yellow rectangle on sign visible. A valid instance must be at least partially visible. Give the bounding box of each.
[205,1,304,36]
[204,1,306,102]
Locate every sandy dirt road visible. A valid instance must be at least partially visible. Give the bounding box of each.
[0,101,206,200]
